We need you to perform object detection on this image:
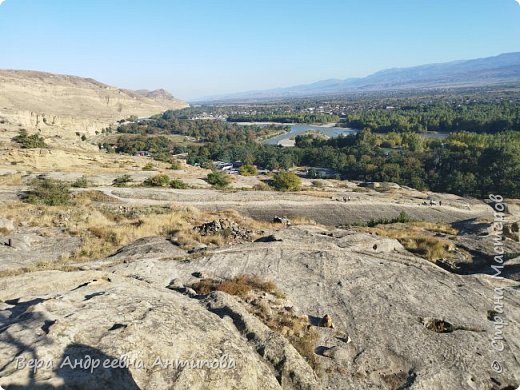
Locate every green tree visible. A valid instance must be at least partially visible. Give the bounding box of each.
[271,172,301,191]
[207,171,231,188]
[239,164,258,176]
[144,174,171,187]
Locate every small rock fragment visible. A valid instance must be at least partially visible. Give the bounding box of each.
[167,279,184,290]
[109,323,127,331]
[422,318,454,333]
[320,314,334,329]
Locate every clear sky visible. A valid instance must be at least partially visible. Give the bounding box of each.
[1,0,519,100]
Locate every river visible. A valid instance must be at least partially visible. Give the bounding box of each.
[233,121,449,146]
[264,123,358,145]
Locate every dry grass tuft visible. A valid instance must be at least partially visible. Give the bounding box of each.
[0,173,23,186]
[189,275,319,370]
[369,224,455,261]
[290,215,318,226]
[290,328,320,370]
[409,221,458,235]
[299,190,334,199]
[361,219,458,262]
[250,302,320,370]
[0,259,81,279]
[0,201,275,263]
[397,235,452,260]
[73,190,118,205]
[190,275,284,299]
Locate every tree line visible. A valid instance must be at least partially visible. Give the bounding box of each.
[117,112,285,144]
[186,129,520,198]
[227,113,339,124]
[341,102,520,133]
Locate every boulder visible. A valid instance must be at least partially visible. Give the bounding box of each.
[194,219,253,241]
[273,216,291,226]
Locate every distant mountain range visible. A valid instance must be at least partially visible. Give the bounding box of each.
[199,52,520,102]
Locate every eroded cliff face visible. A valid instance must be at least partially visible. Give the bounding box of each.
[0,70,188,135]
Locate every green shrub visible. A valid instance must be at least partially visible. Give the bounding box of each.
[201,161,214,170]
[253,182,270,191]
[142,162,154,171]
[271,172,301,192]
[170,178,188,189]
[207,171,231,188]
[239,164,258,176]
[26,179,70,206]
[153,152,174,163]
[12,130,47,149]
[113,174,132,187]
[71,176,89,188]
[170,159,182,170]
[367,211,413,227]
[144,174,170,187]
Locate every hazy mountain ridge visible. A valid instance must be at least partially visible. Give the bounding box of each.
[200,52,520,102]
[133,88,178,101]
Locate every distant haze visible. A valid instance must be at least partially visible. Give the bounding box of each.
[0,0,519,100]
[200,52,520,102]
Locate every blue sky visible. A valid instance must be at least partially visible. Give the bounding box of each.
[0,0,519,100]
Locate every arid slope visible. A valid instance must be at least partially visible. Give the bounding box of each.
[0,70,188,136]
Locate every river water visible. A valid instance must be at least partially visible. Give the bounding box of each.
[264,123,358,145]
[234,121,449,146]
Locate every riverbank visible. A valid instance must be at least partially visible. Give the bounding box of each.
[262,123,358,145]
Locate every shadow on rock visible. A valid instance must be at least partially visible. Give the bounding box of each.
[6,343,140,390]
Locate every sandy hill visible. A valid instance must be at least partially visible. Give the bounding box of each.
[0,70,188,135]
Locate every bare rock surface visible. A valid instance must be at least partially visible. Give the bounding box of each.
[504,221,520,242]
[94,187,492,226]
[0,227,80,272]
[1,226,519,389]
[451,218,520,280]
[203,291,318,390]
[0,272,281,390]
[0,217,15,234]
[107,236,187,261]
